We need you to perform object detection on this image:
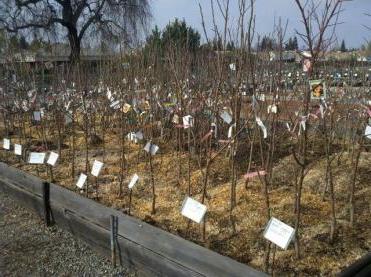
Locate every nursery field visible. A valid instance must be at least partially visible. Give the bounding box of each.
[0,90,370,275]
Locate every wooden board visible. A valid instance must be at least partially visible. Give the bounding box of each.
[0,162,267,277]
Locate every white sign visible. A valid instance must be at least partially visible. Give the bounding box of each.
[263,217,295,250]
[3,138,10,150]
[47,152,59,166]
[128,174,139,189]
[220,111,232,124]
[33,111,42,121]
[144,142,159,156]
[172,114,180,124]
[229,63,236,71]
[268,104,277,114]
[183,115,194,129]
[257,94,266,102]
[181,197,207,224]
[228,123,236,139]
[211,123,218,138]
[135,131,144,140]
[299,119,306,135]
[65,113,73,124]
[14,144,22,155]
[110,100,120,109]
[127,132,136,142]
[256,117,267,139]
[303,58,312,72]
[29,152,46,164]
[91,160,104,177]
[365,125,371,139]
[76,173,87,188]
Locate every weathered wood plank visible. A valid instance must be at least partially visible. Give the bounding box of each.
[0,162,267,277]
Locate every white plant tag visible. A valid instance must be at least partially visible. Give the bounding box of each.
[144,142,159,156]
[257,94,266,102]
[29,152,46,164]
[128,174,139,189]
[76,173,87,188]
[181,197,207,224]
[286,123,291,131]
[65,113,73,124]
[127,132,136,142]
[319,104,324,118]
[263,217,295,250]
[268,104,277,114]
[220,111,232,124]
[91,160,104,177]
[211,123,218,138]
[256,117,267,138]
[47,152,59,166]
[135,131,144,140]
[229,63,236,71]
[228,123,236,139]
[3,138,10,150]
[183,115,194,129]
[172,114,179,124]
[299,118,306,135]
[365,125,371,139]
[14,144,22,155]
[110,100,120,109]
[33,111,42,121]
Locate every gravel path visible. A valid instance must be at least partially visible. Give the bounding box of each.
[0,191,137,276]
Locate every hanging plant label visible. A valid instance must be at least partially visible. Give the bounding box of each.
[76,173,87,188]
[3,138,10,150]
[29,152,46,164]
[91,160,104,177]
[181,197,207,224]
[47,152,59,166]
[128,174,139,189]
[263,217,295,250]
[14,144,22,155]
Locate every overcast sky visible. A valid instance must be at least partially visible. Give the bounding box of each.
[151,0,371,48]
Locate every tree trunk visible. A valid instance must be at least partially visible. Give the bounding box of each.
[68,28,81,64]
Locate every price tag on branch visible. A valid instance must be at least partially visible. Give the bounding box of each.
[220,111,232,124]
[181,197,207,224]
[256,117,268,139]
[14,144,22,156]
[183,115,194,129]
[3,138,10,150]
[172,114,180,124]
[144,142,159,156]
[91,160,104,177]
[33,111,42,121]
[47,152,59,166]
[268,104,278,114]
[65,113,73,124]
[76,173,87,188]
[263,217,295,250]
[365,125,371,140]
[135,131,144,140]
[110,100,121,109]
[128,174,139,189]
[29,152,46,164]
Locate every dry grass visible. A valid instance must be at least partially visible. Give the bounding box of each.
[1,126,370,276]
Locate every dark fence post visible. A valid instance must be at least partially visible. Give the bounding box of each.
[42,181,53,226]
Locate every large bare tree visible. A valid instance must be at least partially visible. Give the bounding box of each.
[0,0,151,62]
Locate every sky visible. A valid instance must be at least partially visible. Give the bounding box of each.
[151,0,371,49]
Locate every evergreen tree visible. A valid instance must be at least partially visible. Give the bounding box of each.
[19,35,29,50]
[340,40,347,52]
[259,36,275,51]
